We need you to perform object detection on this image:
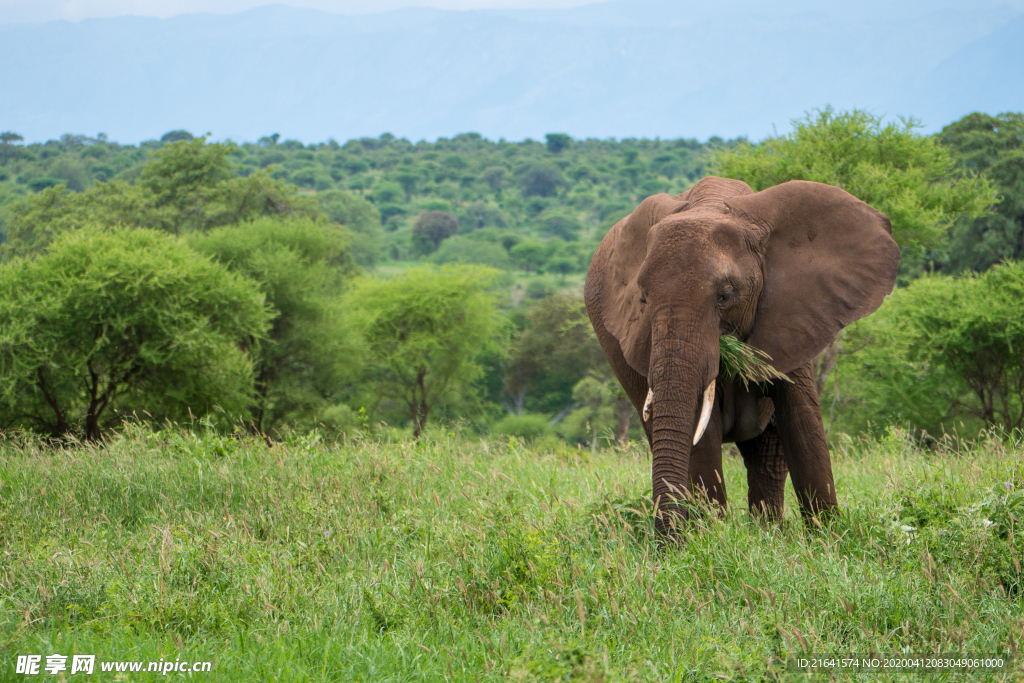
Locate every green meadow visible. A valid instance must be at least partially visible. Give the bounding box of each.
[2,426,1021,681]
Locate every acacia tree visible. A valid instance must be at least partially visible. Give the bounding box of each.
[188,216,358,436]
[0,131,24,163]
[0,227,269,439]
[349,266,506,437]
[316,189,382,266]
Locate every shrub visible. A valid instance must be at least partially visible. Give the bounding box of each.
[492,413,551,441]
[840,261,1024,437]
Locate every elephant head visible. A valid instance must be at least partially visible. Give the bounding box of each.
[584,176,900,529]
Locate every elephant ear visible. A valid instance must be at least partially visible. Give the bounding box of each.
[602,193,688,374]
[725,180,901,374]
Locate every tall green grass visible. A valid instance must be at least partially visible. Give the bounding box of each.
[1,425,1021,681]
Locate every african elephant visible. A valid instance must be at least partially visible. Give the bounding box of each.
[584,176,900,534]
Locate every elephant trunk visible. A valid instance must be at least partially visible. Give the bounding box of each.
[647,316,719,536]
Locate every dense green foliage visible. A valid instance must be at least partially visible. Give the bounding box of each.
[1,110,1022,443]
[501,291,603,416]
[347,266,507,437]
[316,189,382,266]
[0,227,269,439]
[187,218,357,435]
[0,138,317,256]
[1,130,726,279]
[836,260,1024,438]
[938,112,1024,273]
[2,428,1020,680]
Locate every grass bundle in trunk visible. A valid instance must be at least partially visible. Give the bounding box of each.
[718,334,792,386]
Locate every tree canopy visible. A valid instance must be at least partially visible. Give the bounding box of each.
[839,260,1024,437]
[501,291,603,416]
[0,227,270,439]
[938,112,1024,273]
[1,137,317,257]
[412,210,459,255]
[348,266,507,437]
[188,217,357,436]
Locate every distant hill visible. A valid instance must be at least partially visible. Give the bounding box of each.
[1,0,1022,143]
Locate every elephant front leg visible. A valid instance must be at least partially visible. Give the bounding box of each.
[688,397,727,510]
[768,363,838,518]
[737,417,787,520]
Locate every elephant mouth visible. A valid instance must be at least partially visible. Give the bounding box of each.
[644,378,716,445]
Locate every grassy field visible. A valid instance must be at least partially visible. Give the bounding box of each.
[1,425,1021,681]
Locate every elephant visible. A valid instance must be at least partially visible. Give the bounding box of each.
[584,176,900,534]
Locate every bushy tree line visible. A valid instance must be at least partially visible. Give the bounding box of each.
[1,129,730,281]
[1,109,1022,444]
[0,137,607,442]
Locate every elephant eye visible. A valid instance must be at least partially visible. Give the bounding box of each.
[639,291,647,304]
[717,285,735,308]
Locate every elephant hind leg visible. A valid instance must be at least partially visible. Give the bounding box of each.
[737,418,788,520]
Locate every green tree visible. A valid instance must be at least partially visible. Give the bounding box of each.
[482,167,508,196]
[518,163,569,197]
[938,112,1024,273]
[1,182,156,257]
[188,217,356,436]
[457,200,508,231]
[140,136,234,222]
[373,181,404,204]
[141,137,317,234]
[317,189,383,267]
[560,377,616,452]
[547,256,575,283]
[432,236,512,270]
[0,227,269,440]
[395,171,419,201]
[349,266,506,437]
[2,138,319,257]
[160,130,194,144]
[838,260,1024,437]
[0,131,24,163]
[713,107,996,257]
[412,210,459,255]
[545,133,572,154]
[502,292,604,416]
[509,239,548,272]
[538,208,582,241]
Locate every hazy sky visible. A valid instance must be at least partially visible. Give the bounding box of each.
[0,0,595,23]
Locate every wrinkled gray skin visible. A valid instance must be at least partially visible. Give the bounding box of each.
[584,177,900,535]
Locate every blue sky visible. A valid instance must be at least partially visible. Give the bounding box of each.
[3,0,1022,143]
[0,0,594,23]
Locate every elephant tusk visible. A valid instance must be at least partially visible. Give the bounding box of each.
[693,379,716,445]
[643,388,653,422]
